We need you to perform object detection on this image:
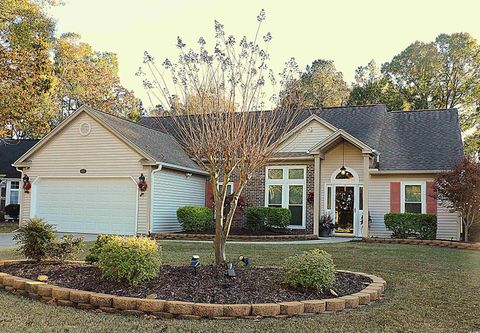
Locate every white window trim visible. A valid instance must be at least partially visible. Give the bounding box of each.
[400,181,426,214]
[218,181,234,195]
[265,166,307,229]
[6,180,20,206]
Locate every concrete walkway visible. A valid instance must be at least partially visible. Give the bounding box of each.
[0,232,354,248]
[0,232,98,249]
[159,237,355,245]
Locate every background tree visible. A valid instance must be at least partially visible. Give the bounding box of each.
[0,0,57,139]
[282,59,349,108]
[140,10,303,264]
[0,1,143,139]
[381,33,480,157]
[348,60,404,110]
[434,159,480,242]
[53,33,143,122]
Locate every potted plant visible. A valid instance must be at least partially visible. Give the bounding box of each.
[319,213,335,237]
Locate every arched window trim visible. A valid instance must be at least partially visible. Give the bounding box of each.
[330,167,359,184]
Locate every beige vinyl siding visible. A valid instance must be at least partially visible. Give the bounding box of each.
[368,174,460,240]
[278,120,334,153]
[19,112,150,234]
[320,142,364,213]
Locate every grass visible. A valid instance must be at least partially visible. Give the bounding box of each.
[0,240,479,333]
[0,222,18,233]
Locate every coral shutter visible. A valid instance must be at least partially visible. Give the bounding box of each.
[205,180,214,209]
[390,182,401,213]
[426,181,437,215]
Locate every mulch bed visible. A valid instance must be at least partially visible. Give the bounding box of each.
[1,263,371,304]
[177,227,309,236]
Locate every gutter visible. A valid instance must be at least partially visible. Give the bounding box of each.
[369,169,447,174]
[159,162,209,176]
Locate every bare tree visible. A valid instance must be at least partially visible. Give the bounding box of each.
[139,10,304,264]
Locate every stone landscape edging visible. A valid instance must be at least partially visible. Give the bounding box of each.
[363,237,480,250]
[0,260,386,320]
[151,233,318,241]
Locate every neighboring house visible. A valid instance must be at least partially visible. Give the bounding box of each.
[14,104,464,239]
[0,139,39,220]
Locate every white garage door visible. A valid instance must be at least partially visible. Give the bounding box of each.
[33,178,137,235]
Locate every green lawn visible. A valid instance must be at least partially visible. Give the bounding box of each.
[0,222,18,233]
[1,241,479,333]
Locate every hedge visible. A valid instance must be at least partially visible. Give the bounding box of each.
[384,213,437,240]
[245,207,291,232]
[177,206,213,232]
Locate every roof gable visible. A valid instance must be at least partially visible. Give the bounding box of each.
[276,115,336,153]
[15,106,205,174]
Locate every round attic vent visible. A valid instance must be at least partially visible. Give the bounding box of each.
[79,122,91,136]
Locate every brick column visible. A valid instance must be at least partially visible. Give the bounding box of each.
[362,154,370,238]
[313,155,321,236]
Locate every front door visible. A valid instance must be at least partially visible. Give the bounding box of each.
[334,185,355,234]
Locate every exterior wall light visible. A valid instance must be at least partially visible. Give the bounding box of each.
[185,173,192,179]
[137,173,148,196]
[22,174,31,193]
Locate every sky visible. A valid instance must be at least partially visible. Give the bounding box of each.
[49,0,480,109]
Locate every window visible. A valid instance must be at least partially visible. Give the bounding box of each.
[401,182,425,214]
[335,170,354,180]
[218,182,233,195]
[265,166,306,228]
[359,186,363,211]
[7,181,20,205]
[326,186,332,210]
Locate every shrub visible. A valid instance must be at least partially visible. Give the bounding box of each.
[97,236,161,286]
[5,204,20,219]
[245,207,292,232]
[86,234,114,263]
[177,206,213,232]
[13,218,56,261]
[282,249,336,291]
[384,213,437,239]
[49,235,84,261]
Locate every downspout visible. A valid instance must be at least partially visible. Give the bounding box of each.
[149,163,163,235]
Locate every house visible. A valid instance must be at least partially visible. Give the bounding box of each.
[0,139,38,220]
[13,104,464,239]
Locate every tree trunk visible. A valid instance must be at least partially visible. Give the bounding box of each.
[464,224,469,243]
[213,185,227,265]
[214,233,226,265]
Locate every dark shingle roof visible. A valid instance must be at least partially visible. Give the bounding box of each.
[87,108,203,173]
[378,109,464,170]
[139,105,464,171]
[0,139,38,178]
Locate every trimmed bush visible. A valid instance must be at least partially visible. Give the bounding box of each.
[5,204,20,219]
[97,236,161,286]
[177,206,213,232]
[384,213,437,239]
[245,207,292,232]
[86,234,114,263]
[49,234,84,261]
[13,218,56,261]
[282,249,336,291]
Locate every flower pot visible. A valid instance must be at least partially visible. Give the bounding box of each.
[319,229,331,237]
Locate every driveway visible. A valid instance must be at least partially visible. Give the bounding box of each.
[0,232,98,248]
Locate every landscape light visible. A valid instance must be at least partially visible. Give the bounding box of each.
[225,262,236,278]
[238,255,251,266]
[191,255,200,275]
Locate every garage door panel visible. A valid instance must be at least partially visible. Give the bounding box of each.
[33,178,136,235]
